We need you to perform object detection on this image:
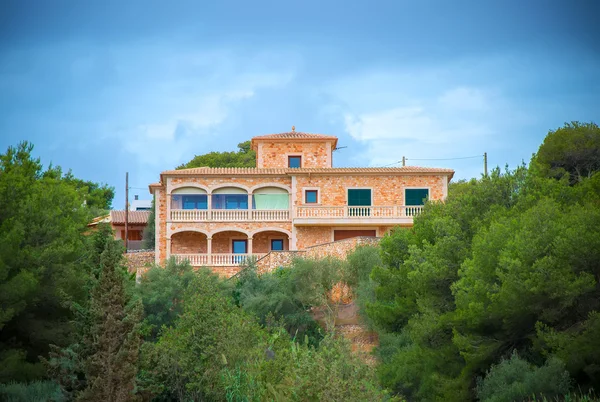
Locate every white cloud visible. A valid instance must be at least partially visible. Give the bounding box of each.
[326,63,511,178]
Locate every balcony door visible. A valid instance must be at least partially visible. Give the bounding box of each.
[348,189,371,216]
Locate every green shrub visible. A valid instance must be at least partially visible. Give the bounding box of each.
[0,380,64,402]
[476,352,571,402]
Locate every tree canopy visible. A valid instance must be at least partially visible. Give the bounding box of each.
[532,121,600,184]
[177,140,255,169]
[0,142,113,383]
[357,122,600,400]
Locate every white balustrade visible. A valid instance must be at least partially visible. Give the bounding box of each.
[295,205,423,219]
[171,209,209,221]
[251,209,290,221]
[174,254,210,266]
[211,209,249,221]
[173,253,266,266]
[171,206,424,221]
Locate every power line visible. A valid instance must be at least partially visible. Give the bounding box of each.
[379,154,483,167]
[407,155,483,161]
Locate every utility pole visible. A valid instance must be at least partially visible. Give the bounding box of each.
[125,172,129,252]
[484,152,488,177]
[402,156,406,167]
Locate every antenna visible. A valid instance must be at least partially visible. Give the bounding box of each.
[333,146,348,152]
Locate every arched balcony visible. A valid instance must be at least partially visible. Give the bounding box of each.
[169,185,290,222]
[170,229,273,267]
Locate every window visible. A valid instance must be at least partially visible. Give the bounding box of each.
[288,156,301,168]
[183,195,208,210]
[405,189,429,206]
[171,194,208,209]
[212,194,248,209]
[271,239,284,251]
[305,190,318,203]
[232,240,247,254]
[348,189,371,216]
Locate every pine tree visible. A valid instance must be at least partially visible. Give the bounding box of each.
[78,239,142,402]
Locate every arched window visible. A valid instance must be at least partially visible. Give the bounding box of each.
[212,187,248,210]
[171,187,208,210]
[252,187,289,210]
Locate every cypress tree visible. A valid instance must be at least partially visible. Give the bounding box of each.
[78,239,142,402]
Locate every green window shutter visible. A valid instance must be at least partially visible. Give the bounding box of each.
[405,189,429,206]
[348,189,371,206]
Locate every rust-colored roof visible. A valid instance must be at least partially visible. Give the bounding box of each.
[161,166,454,176]
[252,132,338,141]
[110,210,151,225]
[251,131,338,150]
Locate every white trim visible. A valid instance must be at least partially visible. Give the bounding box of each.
[291,175,297,250]
[212,186,249,194]
[404,187,431,205]
[172,187,208,194]
[169,182,210,194]
[169,227,211,237]
[251,227,293,237]
[286,153,303,168]
[302,187,321,204]
[346,187,373,206]
[249,183,292,193]
[210,227,251,237]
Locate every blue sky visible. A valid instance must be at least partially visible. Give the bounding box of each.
[1,0,598,208]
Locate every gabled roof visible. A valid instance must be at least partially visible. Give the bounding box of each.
[251,131,338,150]
[110,210,151,225]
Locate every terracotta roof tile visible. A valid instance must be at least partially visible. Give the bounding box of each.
[252,132,338,140]
[110,210,151,225]
[162,166,454,176]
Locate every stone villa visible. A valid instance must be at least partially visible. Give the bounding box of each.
[148,129,454,276]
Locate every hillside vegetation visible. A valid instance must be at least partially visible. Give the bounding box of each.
[1,122,599,401]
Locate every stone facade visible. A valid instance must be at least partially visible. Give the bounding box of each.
[148,131,453,270]
[256,141,332,168]
[294,174,446,207]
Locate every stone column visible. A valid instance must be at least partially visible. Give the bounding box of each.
[248,237,253,255]
[207,193,212,220]
[166,237,171,259]
[207,237,212,265]
[247,193,253,221]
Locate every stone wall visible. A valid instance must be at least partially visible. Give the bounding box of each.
[124,251,155,277]
[257,141,331,168]
[256,236,380,274]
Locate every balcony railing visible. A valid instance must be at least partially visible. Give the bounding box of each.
[173,253,266,266]
[295,205,424,218]
[170,209,290,222]
[170,206,423,222]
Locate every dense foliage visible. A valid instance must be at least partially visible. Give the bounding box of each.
[359,122,600,400]
[177,140,255,169]
[137,261,391,401]
[3,122,599,401]
[0,142,114,383]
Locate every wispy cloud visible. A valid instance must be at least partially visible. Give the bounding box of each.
[324,60,523,178]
